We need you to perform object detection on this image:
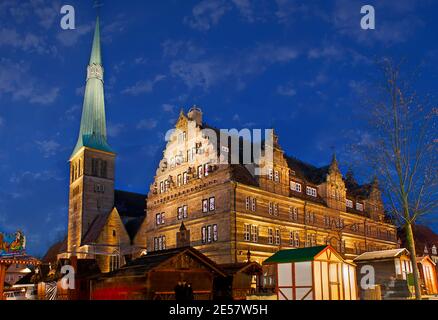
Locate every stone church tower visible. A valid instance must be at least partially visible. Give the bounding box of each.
[67,17,116,257]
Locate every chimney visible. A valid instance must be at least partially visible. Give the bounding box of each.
[187,106,203,126]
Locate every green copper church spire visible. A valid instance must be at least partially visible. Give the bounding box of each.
[71,17,113,158]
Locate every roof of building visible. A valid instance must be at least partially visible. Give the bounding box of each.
[99,246,226,278]
[81,211,112,245]
[42,239,66,264]
[263,245,329,264]
[220,261,263,276]
[71,17,113,157]
[354,248,410,262]
[399,224,438,256]
[114,190,146,217]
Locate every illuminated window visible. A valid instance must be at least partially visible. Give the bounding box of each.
[244,224,250,241]
[346,199,353,208]
[273,203,278,216]
[306,186,317,197]
[290,181,302,192]
[246,197,250,210]
[209,197,215,211]
[251,225,258,243]
[183,205,188,218]
[275,229,281,245]
[274,170,279,182]
[268,202,273,215]
[268,228,273,244]
[268,168,273,180]
[251,198,256,211]
[202,199,208,213]
[289,207,298,221]
[177,174,182,187]
[183,172,188,184]
[197,165,203,178]
[356,202,364,211]
[204,164,209,176]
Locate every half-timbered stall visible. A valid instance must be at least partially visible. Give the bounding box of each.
[90,247,227,300]
[354,248,413,299]
[263,245,357,300]
[417,256,438,295]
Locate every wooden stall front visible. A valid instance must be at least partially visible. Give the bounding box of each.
[263,245,357,300]
[354,248,413,299]
[417,256,438,295]
[91,247,226,300]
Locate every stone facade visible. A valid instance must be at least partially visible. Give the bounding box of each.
[135,108,398,265]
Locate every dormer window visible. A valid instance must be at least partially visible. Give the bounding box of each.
[356,202,364,211]
[432,245,437,256]
[306,186,317,197]
[290,181,302,192]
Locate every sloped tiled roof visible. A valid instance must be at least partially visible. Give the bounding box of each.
[81,211,112,245]
[114,190,146,218]
[354,248,410,261]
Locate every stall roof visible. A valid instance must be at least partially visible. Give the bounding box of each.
[354,248,410,262]
[264,246,330,264]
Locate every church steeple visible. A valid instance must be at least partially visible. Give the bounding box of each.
[71,17,113,159]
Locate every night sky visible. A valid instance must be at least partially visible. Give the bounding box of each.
[0,0,437,257]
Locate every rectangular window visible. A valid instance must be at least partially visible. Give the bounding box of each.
[204,164,209,176]
[161,212,165,224]
[346,199,353,208]
[183,172,188,185]
[268,202,273,215]
[274,170,279,182]
[324,215,330,227]
[202,199,208,213]
[207,225,212,243]
[244,224,250,242]
[197,165,203,178]
[156,213,161,225]
[160,181,164,193]
[268,228,273,244]
[305,212,314,225]
[273,203,278,216]
[92,159,98,176]
[177,207,183,220]
[306,186,317,197]
[275,229,281,245]
[268,168,273,180]
[290,181,302,192]
[251,225,258,243]
[245,197,250,210]
[177,174,182,187]
[209,197,215,211]
[294,232,300,247]
[251,198,256,211]
[100,160,107,178]
[213,224,218,242]
[183,205,188,218]
[356,202,364,211]
[202,226,207,244]
[289,207,298,221]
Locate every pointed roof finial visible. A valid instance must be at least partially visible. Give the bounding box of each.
[89,17,102,65]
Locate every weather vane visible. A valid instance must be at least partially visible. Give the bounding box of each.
[93,0,104,15]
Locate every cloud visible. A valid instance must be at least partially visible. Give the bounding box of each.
[122,75,166,95]
[0,59,60,105]
[9,170,63,184]
[0,28,52,54]
[169,44,299,90]
[107,122,125,137]
[162,40,205,58]
[137,118,158,130]
[184,0,231,31]
[56,23,94,47]
[308,45,344,60]
[64,104,81,121]
[36,139,61,158]
[162,104,175,113]
[232,0,255,22]
[277,83,296,96]
[29,87,60,105]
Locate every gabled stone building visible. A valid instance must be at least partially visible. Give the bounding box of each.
[134,108,398,265]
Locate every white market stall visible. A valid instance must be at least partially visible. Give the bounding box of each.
[263,245,357,300]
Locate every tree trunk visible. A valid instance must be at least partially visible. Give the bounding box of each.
[404,222,422,299]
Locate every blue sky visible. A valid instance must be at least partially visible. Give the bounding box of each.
[0,0,437,256]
